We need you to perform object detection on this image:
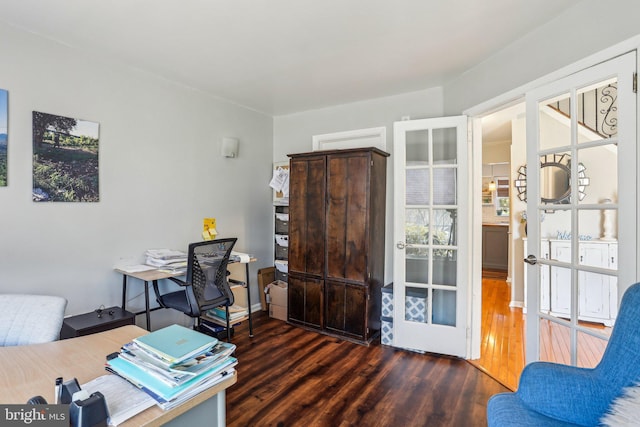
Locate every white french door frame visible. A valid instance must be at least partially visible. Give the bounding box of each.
[524,52,636,364]
[465,39,640,366]
[392,116,471,358]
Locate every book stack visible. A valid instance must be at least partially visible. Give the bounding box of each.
[145,249,188,274]
[203,304,248,324]
[106,324,237,410]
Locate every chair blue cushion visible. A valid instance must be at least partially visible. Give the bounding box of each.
[158,290,194,315]
[488,393,583,427]
[487,282,640,427]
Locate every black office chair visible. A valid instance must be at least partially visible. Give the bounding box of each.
[153,238,237,340]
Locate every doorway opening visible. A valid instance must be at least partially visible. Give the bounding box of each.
[471,67,624,388]
[471,102,526,390]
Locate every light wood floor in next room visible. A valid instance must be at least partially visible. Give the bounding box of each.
[226,312,508,427]
[470,274,609,391]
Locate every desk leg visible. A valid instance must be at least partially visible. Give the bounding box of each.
[144,281,152,331]
[121,275,127,310]
[245,263,253,337]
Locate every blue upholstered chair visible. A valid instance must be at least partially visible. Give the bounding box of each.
[487,282,640,426]
[0,294,67,346]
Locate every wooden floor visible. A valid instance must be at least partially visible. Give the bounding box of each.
[470,274,610,390]
[226,312,509,427]
[469,276,524,390]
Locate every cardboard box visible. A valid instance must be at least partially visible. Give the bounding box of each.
[257,267,275,311]
[229,283,247,309]
[266,280,287,307]
[266,280,288,321]
[269,304,287,321]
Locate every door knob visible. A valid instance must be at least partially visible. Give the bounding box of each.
[524,255,538,265]
[396,242,406,250]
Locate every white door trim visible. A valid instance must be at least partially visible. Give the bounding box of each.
[465,38,640,368]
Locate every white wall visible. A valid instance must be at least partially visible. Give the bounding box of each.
[273,88,444,285]
[510,116,527,303]
[443,0,640,115]
[0,25,274,326]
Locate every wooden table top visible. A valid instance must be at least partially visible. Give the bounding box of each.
[0,325,236,427]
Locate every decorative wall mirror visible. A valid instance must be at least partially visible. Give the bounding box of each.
[513,153,590,203]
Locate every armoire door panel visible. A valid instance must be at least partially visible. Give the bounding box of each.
[288,274,323,329]
[289,156,325,277]
[344,283,367,338]
[345,155,368,281]
[287,275,306,324]
[326,156,347,280]
[327,154,369,282]
[325,281,367,339]
[305,277,324,328]
[325,281,346,332]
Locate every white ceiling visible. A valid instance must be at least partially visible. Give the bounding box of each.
[0,0,582,116]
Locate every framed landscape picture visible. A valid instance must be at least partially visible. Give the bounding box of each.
[32,111,100,202]
[0,89,7,187]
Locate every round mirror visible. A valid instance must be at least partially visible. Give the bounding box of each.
[513,154,589,203]
[540,162,570,203]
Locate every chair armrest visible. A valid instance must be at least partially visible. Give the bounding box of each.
[517,362,609,425]
[228,278,246,286]
[168,277,189,287]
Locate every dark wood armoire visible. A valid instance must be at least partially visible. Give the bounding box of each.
[287,147,388,344]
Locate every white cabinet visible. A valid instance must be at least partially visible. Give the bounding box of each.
[577,242,618,326]
[524,239,618,326]
[549,241,571,317]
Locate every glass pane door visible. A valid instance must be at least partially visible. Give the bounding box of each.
[525,52,635,365]
[393,116,468,357]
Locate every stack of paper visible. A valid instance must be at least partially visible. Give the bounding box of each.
[145,249,188,273]
[106,324,237,410]
[230,251,251,263]
[82,374,156,426]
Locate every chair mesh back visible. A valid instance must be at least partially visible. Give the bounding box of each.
[188,239,236,309]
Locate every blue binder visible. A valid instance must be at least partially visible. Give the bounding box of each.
[133,324,218,365]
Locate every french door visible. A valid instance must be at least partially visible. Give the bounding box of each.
[393,116,469,357]
[524,52,637,365]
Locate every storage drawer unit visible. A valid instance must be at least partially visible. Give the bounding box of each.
[275,270,288,282]
[275,217,289,234]
[274,205,289,287]
[275,244,288,260]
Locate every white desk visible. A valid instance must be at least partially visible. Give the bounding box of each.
[0,325,236,426]
[116,258,256,334]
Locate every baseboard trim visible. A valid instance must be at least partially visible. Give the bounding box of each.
[509,300,524,309]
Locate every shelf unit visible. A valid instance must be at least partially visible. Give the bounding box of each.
[274,204,289,283]
[200,281,249,326]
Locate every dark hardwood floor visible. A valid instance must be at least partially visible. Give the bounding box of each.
[226,312,509,426]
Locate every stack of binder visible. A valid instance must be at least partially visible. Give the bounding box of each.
[106,324,237,410]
